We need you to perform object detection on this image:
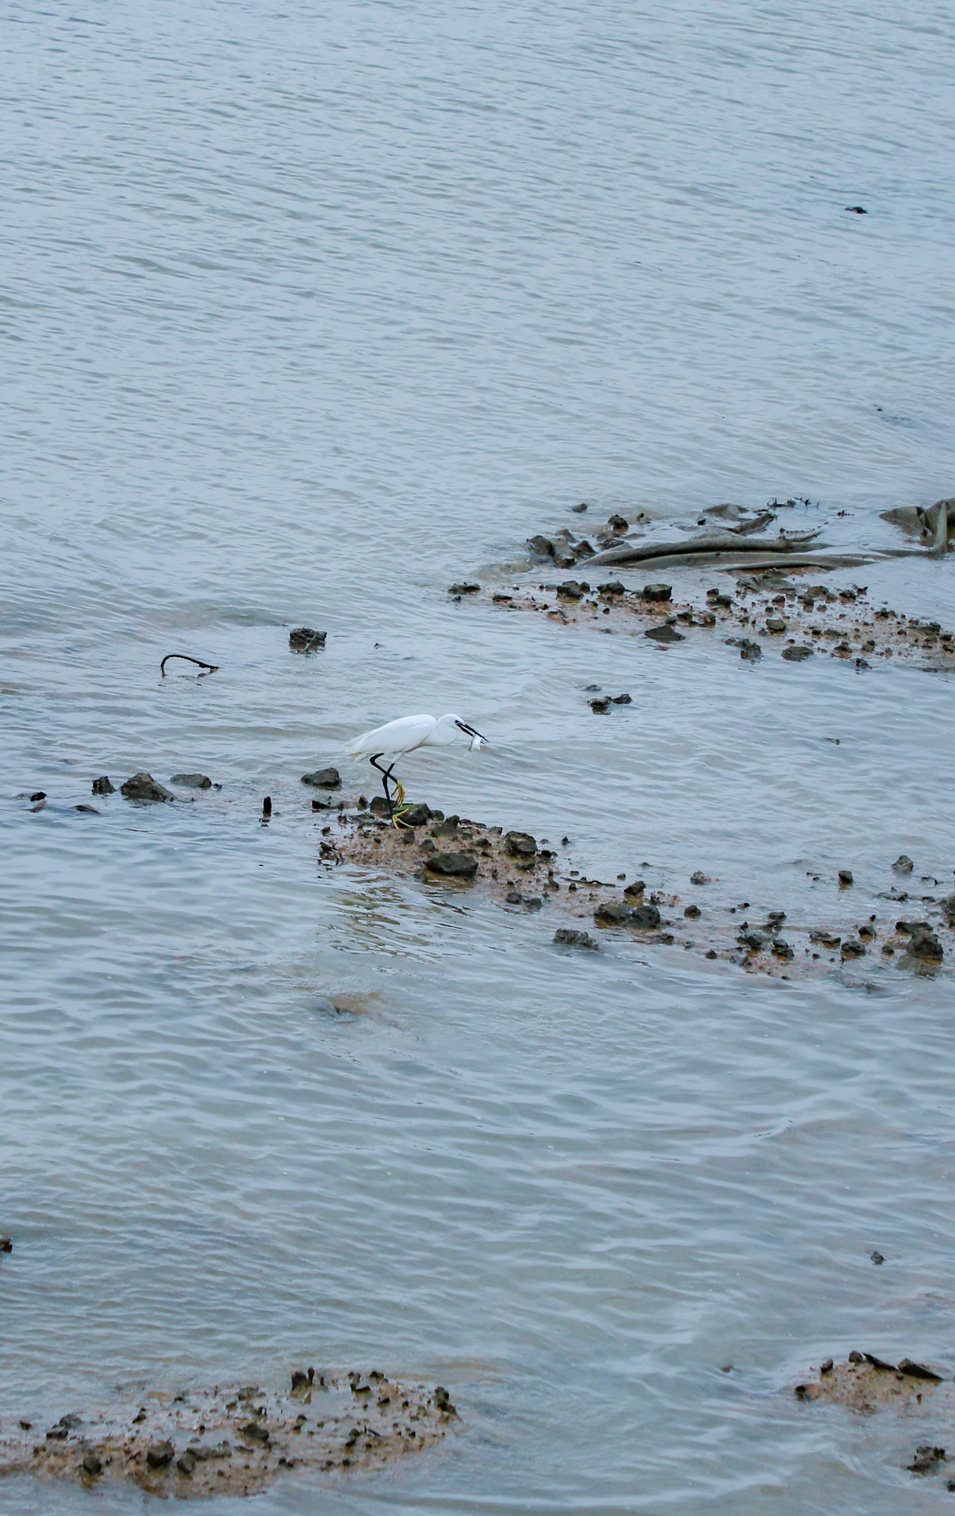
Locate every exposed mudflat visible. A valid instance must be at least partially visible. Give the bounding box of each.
[323,803,955,982]
[0,1372,456,1498]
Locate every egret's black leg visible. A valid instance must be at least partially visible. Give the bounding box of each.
[369,754,395,815]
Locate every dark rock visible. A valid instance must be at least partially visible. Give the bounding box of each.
[809,930,840,948]
[176,1450,197,1476]
[590,698,610,713]
[623,880,646,898]
[772,940,794,960]
[841,939,866,958]
[505,890,522,904]
[553,928,599,950]
[870,1250,884,1265]
[899,1359,943,1381]
[608,514,628,532]
[864,1352,897,1372]
[82,1451,103,1476]
[848,1351,864,1363]
[146,1440,175,1468]
[941,894,955,926]
[527,535,555,559]
[599,581,625,595]
[399,803,432,827]
[0,1235,11,1252]
[766,618,787,633]
[645,624,684,644]
[641,583,672,602]
[894,854,914,874]
[29,791,46,802]
[448,583,480,594]
[434,1386,457,1415]
[594,900,631,926]
[739,639,761,661]
[557,581,585,599]
[91,776,114,795]
[524,897,543,911]
[630,903,662,930]
[121,772,174,802]
[426,852,478,879]
[906,925,943,962]
[241,1422,270,1444]
[75,804,100,813]
[571,502,588,513]
[610,692,632,704]
[289,627,327,652]
[738,931,768,950]
[845,205,868,214]
[505,831,537,858]
[907,1445,946,1474]
[838,870,853,885]
[170,773,212,789]
[301,767,342,789]
[820,1359,834,1374]
[690,871,709,885]
[683,904,701,919]
[782,645,814,661]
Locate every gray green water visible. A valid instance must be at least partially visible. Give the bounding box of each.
[3,1,955,1510]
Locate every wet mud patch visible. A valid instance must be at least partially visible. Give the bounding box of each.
[0,1371,456,1498]
[323,805,955,982]
[465,577,955,675]
[793,1354,955,1493]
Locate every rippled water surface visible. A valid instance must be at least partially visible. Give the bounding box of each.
[3,1,955,1511]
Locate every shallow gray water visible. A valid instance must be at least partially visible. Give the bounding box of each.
[3,1,955,1511]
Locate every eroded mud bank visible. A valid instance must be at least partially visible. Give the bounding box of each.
[0,1371,456,1498]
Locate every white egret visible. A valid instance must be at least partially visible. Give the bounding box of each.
[346,713,487,820]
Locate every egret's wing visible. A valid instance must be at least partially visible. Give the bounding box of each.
[345,713,435,756]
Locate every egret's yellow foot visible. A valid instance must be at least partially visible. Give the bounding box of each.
[393,780,406,805]
[391,803,413,830]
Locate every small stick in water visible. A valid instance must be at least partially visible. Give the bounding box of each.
[160,654,219,677]
[262,796,272,819]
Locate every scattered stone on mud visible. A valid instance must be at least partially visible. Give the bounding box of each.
[504,831,537,858]
[170,773,213,790]
[644,623,684,644]
[641,583,672,601]
[301,767,342,789]
[425,852,479,879]
[782,644,814,661]
[553,928,599,950]
[838,869,853,886]
[289,627,327,652]
[91,776,114,795]
[0,1373,455,1498]
[120,772,174,802]
[448,583,480,595]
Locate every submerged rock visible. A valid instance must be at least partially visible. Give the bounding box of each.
[782,645,814,662]
[91,776,114,795]
[553,928,599,950]
[170,773,213,789]
[289,628,327,652]
[120,773,174,802]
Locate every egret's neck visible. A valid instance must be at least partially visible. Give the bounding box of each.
[429,714,460,746]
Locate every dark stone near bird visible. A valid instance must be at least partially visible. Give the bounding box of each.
[841,939,866,958]
[289,627,327,652]
[29,791,46,802]
[870,1250,884,1265]
[419,838,436,852]
[810,930,840,948]
[894,854,914,874]
[623,880,646,898]
[121,772,174,802]
[863,1352,897,1372]
[766,618,787,632]
[772,940,794,960]
[641,583,672,602]
[838,870,854,885]
[608,514,628,532]
[170,773,213,789]
[399,803,432,827]
[448,582,480,594]
[146,1441,175,1469]
[526,535,555,559]
[81,1451,103,1476]
[630,903,662,929]
[594,900,631,925]
[369,796,391,814]
[301,767,341,789]
[738,931,767,950]
[556,581,585,598]
[645,624,684,644]
[782,645,814,661]
[599,581,625,595]
[553,928,599,950]
[610,692,632,704]
[91,776,114,795]
[505,831,537,858]
[426,852,478,879]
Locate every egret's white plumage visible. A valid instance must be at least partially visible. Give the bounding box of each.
[345,712,487,821]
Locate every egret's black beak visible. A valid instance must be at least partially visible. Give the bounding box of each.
[455,721,488,744]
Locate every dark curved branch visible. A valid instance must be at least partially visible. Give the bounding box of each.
[160,653,220,677]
